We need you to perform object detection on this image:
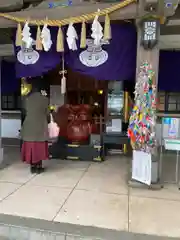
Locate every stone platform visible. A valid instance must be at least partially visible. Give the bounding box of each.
[0,146,180,239]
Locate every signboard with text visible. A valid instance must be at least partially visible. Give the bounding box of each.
[163,118,180,139]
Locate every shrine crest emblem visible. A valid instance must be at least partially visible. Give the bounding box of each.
[79,39,109,67]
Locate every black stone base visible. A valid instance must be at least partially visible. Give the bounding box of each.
[49,136,104,161]
[49,136,68,159]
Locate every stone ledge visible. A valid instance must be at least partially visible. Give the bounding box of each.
[128,180,164,190]
[0,214,179,240]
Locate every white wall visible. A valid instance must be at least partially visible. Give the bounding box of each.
[1,118,21,138]
[159,35,180,49]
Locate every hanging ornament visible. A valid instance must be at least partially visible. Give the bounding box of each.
[21,78,32,96]
[15,23,22,47]
[104,14,111,40]
[59,54,67,94]
[56,26,64,52]
[91,9,103,45]
[66,23,78,51]
[61,76,66,94]
[41,23,52,51]
[80,21,86,49]
[22,22,33,49]
[36,25,43,51]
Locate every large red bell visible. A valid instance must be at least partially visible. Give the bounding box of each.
[67,120,91,143]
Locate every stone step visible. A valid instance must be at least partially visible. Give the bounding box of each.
[2,138,20,147]
[0,214,178,240]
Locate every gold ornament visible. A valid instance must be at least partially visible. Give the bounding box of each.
[21,78,32,96]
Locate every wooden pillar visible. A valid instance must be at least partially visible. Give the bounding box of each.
[136,0,160,79]
[136,32,160,184]
[134,0,160,184]
[0,57,4,165]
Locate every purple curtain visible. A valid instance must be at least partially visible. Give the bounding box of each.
[14,23,137,80]
[65,23,137,80]
[1,60,19,94]
[14,27,61,78]
[158,51,180,92]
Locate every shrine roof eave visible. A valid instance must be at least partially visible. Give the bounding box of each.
[0,0,23,12]
[0,2,137,28]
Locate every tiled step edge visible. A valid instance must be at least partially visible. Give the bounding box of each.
[0,214,179,240]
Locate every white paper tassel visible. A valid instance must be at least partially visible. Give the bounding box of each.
[22,22,33,48]
[41,24,52,51]
[66,23,78,51]
[61,76,66,94]
[91,10,103,46]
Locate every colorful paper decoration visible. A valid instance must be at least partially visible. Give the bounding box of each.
[128,62,157,153]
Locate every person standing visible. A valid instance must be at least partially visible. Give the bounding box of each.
[21,86,49,174]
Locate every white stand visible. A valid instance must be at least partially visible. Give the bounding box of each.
[163,138,180,189]
[0,147,4,165]
[0,57,3,167]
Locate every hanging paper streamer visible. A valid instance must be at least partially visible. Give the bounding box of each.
[104,14,111,40]
[91,9,103,45]
[36,25,43,50]
[41,24,52,51]
[61,76,66,94]
[128,62,157,153]
[56,26,64,52]
[22,22,33,48]
[15,23,22,47]
[80,21,86,49]
[66,23,78,51]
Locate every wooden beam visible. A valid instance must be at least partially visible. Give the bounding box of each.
[0,0,23,12]
[0,2,137,28]
[0,44,14,56]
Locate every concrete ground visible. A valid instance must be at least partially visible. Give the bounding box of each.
[0,146,180,239]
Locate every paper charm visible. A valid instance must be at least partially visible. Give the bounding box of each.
[41,24,52,51]
[66,23,78,51]
[61,75,66,94]
[91,10,103,45]
[22,22,33,48]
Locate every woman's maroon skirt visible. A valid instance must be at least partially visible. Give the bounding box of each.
[21,141,49,164]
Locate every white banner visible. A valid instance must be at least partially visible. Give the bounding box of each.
[132,150,152,185]
[50,85,64,108]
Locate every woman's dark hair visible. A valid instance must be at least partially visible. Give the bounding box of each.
[31,76,44,93]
